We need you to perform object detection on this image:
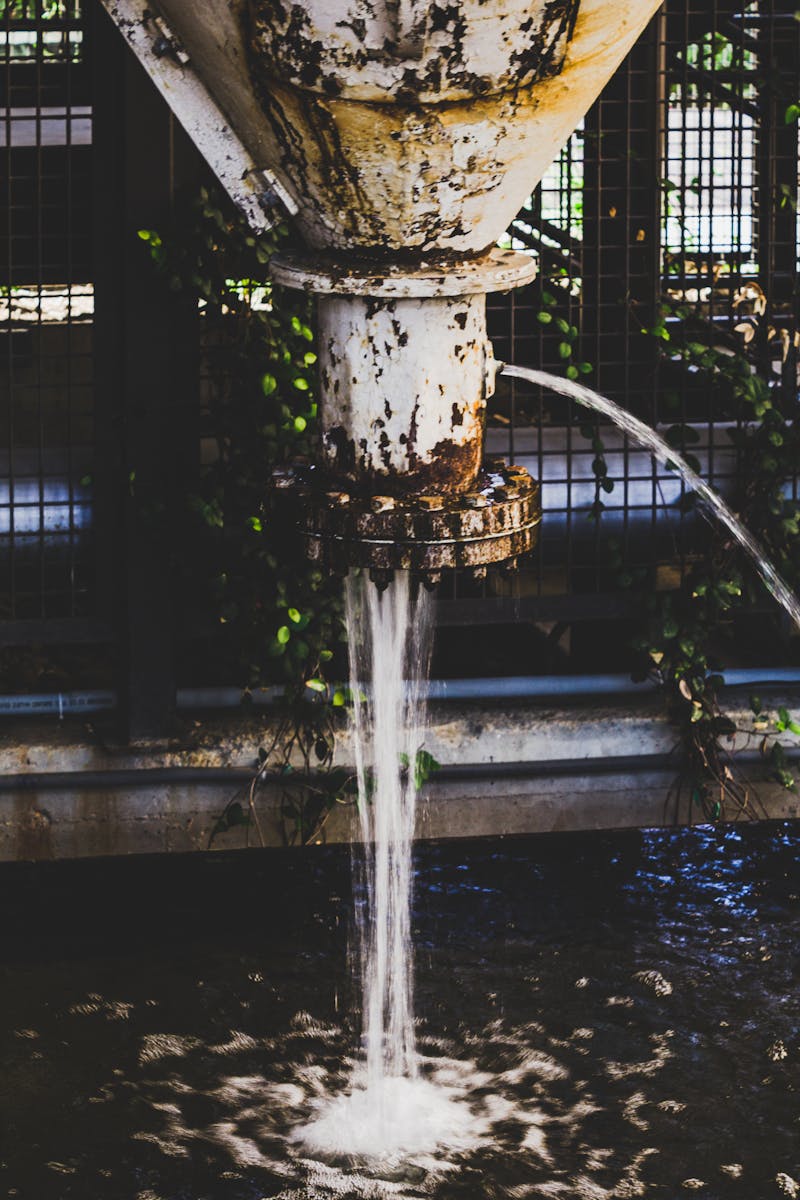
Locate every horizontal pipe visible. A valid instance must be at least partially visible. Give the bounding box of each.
[0,749,797,796]
[1,670,799,718]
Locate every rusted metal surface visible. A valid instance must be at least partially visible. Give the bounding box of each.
[101,0,663,577]
[316,292,491,494]
[105,0,664,256]
[272,250,535,496]
[248,0,579,105]
[269,248,537,298]
[271,461,541,586]
[245,0,663,254]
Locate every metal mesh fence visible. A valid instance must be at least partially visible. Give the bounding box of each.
[1,0,94,629]
[466,0,800,627]
[0,0,798,698]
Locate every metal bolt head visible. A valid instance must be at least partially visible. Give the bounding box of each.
[417,495,445,510]
[370,495,396,513]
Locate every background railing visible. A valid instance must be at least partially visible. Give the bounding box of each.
[1,0,798,735]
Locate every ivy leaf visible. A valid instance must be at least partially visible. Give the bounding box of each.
[414,750,441,790]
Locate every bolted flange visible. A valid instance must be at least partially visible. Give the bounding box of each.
[269,459,541,583]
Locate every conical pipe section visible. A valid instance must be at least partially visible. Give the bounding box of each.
[119,0,663,255]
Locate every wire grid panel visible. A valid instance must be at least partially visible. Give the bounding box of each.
[0,0,94,623]
[476,0,799,617]
[1,0,798,640]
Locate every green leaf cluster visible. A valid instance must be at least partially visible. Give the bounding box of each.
[621,296,800,816]
[140,185,342,697]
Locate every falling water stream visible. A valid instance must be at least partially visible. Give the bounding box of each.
[3,369,800,1193]
[299,572,485,1161]
[502,365,800,629]
[297,367,800,1167]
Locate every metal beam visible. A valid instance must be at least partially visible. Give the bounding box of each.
[98,0,297,232]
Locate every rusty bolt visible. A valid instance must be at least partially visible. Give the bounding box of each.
[370,495,396,513]
[417,495,445,510]
[326,491,351,506]
[465,492,490,508]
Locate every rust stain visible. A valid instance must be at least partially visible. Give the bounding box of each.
[13,797,54,862]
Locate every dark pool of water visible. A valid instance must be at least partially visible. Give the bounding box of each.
[1,823,799,1199]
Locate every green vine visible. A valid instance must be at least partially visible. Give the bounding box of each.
[616,292,800,819]
[139,186,352,843]
[139,187,442,844]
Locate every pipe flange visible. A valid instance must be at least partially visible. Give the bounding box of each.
[270,247,536,299]
[270,460,541,583]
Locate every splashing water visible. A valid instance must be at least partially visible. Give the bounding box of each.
[299,571,485,1162]
[300,369,800,1167]
[503,364,800,631]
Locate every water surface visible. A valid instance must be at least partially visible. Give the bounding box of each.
[1,823,799,1198]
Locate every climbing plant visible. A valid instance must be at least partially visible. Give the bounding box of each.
[139,186,441,844]
[139,190,343,690]
[605,288,800,819]
[139,186,352,844]
[572,16,800,820]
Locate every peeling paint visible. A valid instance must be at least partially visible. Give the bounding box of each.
[248,0,580,105]
[105,0,664,255]
[317,290,492,492]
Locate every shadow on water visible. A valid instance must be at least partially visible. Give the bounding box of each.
[1,823,799,1198]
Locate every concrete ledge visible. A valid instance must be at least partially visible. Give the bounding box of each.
[1,689,799,860]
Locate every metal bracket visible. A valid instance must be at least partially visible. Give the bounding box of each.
[100,0,299,232]
[148,13,190,64]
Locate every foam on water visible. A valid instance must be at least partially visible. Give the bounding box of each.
[298,1073,485,1163]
